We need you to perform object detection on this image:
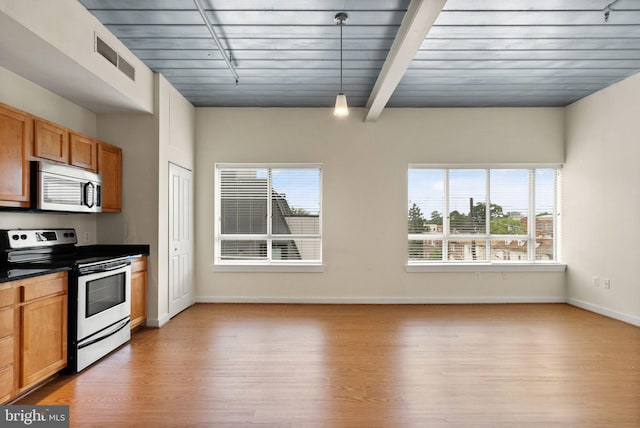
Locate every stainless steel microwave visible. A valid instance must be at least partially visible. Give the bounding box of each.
[32,161,102,213]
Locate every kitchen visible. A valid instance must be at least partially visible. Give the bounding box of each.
[0,0,195,407]
[0,101,156,400]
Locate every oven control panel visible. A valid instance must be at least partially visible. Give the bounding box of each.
[2,229,77,249]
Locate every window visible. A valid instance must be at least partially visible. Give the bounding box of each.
[408,166,560,265]
[215,164,322,266]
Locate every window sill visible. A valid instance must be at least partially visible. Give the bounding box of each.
[405,263,567,273]
[212,263,325,273]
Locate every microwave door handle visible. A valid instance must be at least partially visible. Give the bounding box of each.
[96,184,102,207]
[84,182,95,208]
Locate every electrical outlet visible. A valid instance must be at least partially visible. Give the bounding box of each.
[604,279,611,289]
[475,272,481,280]
[501,272,509,280]
[592,276,599,287]
[83,232,90,242]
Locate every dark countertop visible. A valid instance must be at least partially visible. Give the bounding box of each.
[75,244,150,258]
[0,266,71,284]
[0,244,150,283]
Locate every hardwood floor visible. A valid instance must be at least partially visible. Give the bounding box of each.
[17,304,640,427]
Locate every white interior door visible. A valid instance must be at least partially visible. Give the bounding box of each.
[169,162,193,318]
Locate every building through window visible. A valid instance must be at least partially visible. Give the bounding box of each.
[215,165,322,265]
[408,166,560,264]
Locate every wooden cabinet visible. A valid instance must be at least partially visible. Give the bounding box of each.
[130,256,147,331]
[0,103,32,208]
[69,132,97,172]
[33,118,69,164]
[0,102,124,212]
[98,142,123,212]
[0,283,14,403]
[15,272,67,395]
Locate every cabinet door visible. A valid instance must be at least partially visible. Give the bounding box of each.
[97,142,122,212]
[19,294,67,390]
[69,132,97,172]
[0,364,12,404]
[0,103,32,207]
[130,268,147,331]
[34,119,69,163]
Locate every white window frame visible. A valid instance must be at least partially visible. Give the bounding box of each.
[213,163,323,273]
[406,164,565,273]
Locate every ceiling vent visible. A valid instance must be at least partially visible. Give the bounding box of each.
[95,34,135,81]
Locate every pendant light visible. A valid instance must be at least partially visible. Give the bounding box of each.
[334,12,349,117]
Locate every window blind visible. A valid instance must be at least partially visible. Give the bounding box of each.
[216,165,322,264]
[408,166,560,264]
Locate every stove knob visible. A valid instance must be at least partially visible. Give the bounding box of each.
[20,234,27,240]
[11,234,19,240]
[63,233,69,237]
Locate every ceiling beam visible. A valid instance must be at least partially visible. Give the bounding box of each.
[364,0,446,122]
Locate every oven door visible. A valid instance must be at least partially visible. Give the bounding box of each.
[76,262,131,341]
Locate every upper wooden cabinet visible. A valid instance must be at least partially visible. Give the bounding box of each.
[0,102,123,212]
[69,132,97,172]
[98,142,123,212]
[0,103,32,208]
[33,118,69,164]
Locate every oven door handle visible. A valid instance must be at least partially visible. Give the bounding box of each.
[79,262,129,275]
[78,318,131,350]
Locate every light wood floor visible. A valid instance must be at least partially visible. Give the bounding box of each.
[17,303,640,427]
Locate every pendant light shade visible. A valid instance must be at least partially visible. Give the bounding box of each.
[334,93,348,117]
[334,12,349,117]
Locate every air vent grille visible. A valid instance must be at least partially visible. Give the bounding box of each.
[95,34,135,81]
[118,57,135,81]
[96,37,117,67]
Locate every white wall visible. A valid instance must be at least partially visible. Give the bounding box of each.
[0,66,98,242]
[0,0,153,113]
[97,74,195,326]
[564,72,640,325]
[195,107,566,302]
[157,74,196,323]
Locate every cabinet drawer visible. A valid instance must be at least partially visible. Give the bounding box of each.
[19,273,67,302]
[0,364,12,401]
[0,308,12,339]
[131,256,147,273]
[0,336,13,368]
[0,285,13,308]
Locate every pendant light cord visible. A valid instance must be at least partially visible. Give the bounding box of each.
[340,21,343,93]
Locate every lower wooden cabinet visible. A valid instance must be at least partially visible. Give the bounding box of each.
[0,282,14,403]
[0,272,68,403]
[19,293,67,391]
[130,256,147,331]
[0,363,12,403]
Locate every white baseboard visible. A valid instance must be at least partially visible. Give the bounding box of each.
[567,298,640,327]
[145,314,171,328]
[195,296,566,304]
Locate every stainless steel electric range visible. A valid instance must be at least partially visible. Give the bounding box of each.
[0,229,145,373]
